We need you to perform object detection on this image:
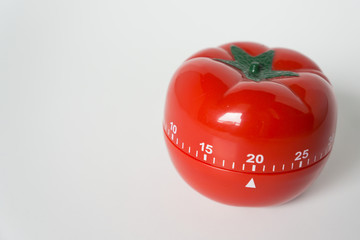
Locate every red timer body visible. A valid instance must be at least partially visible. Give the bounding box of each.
[163,42,337,206]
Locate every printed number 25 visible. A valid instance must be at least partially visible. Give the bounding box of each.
[295,149,309,161]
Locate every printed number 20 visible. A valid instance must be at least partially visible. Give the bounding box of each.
[246,154,264,164]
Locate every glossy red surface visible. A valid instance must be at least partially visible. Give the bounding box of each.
[163,42,337,206]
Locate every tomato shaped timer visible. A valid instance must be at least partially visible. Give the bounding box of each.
[163,42,337,206]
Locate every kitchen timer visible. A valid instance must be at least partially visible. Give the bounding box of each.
[163,42,337,206]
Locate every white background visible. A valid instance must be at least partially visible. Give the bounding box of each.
[1,0,360,239]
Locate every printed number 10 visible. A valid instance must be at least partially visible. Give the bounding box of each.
[170,122,177,134]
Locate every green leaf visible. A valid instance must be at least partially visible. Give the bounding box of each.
[230,46,252,67]
[214,45,299,82]
[215,59,243,71]
[264,71,299,79]
[253,50,275,72]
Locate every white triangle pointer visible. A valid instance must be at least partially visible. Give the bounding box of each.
[245,178,256,188]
